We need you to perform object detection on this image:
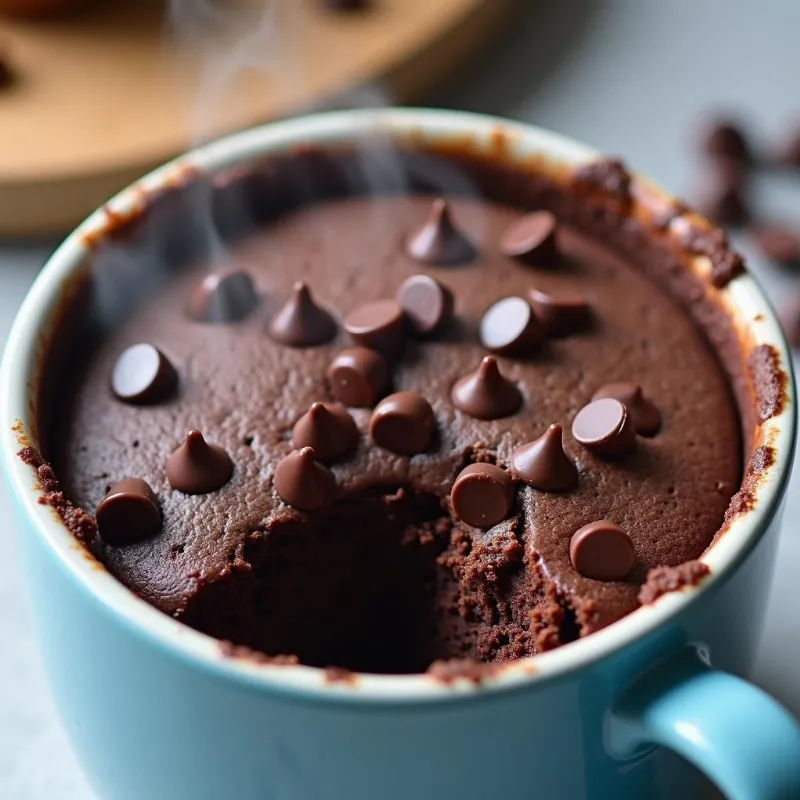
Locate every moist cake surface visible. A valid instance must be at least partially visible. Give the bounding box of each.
[47,151,742,674]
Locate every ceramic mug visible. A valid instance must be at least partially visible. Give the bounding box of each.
[2,109,799,800]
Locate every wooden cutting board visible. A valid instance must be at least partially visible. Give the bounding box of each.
[0,0,517,236]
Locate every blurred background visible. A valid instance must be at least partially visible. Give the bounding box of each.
[1,1,799,796]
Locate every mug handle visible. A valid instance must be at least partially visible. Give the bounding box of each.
[608,648,800,799]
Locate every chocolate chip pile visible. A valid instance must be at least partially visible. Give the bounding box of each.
[52,147,740,671]
[99,198,664,585]
[694,115,800,346]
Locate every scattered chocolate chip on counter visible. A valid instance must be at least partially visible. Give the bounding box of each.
[694,161,749,226]
[700,117,752,163]
[166,430,233,494]
[775,125,800,168]
[406,198,475,265]
[451,463,514,529]
[750,223,800,267]
[778,293,800,348]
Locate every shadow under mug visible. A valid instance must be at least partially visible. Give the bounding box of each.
[2,108,799,800]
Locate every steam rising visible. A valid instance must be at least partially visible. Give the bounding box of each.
[94,0,483,325]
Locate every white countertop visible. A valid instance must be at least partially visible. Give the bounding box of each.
[2,2,800,797]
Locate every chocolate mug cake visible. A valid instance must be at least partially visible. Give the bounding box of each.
[24,136,765,677]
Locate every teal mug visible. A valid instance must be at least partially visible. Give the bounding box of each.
[2,109,799,799]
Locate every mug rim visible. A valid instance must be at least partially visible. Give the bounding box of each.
[1,107,795,703]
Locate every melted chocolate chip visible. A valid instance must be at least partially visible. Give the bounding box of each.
[451,356,522,420]
[166,430,233,494]
[528,287,591,337]
[396,274,454,337]
[570,520,636,581]
[274,447,337,511]
[268,282,337,347]
[111,343,177,405]
[343,299,406,359]
[701,119,751,163]
[499,211,559,265]
[592,382,661,437]
[369,391,435,455]
[406,199,475,265]
[750,223,800,267]
[95,478,161,546]
[326,347,388,407]
[450,463,514,529]
[292,402,358,462]
[479,297,543,356]
[188,268,258,323]
[572,398,636,458]
[512,424,577,492]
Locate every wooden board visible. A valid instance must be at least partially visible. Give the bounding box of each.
[0,0,517,236]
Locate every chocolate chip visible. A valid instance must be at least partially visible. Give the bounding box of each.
[528,287,591,337]
[572,398,636,458]
[396,274,454,337]
[592,382,661,437]
[512,423,577,492]
[695,162,749,226]
[778,293,800,348]
[750,223,800,267]
[188,268,258,323]
[111,343,177,405]
[776,128,800,168]
[499,211,559,265]
[95,478,161,546]
[343,299,406,359]
[701,119,751,163]
[569,520,635,581]
[451,356,522,420]
[369,391,435,455]
[479,297,543,355]
[268,282,337,346]
[166,430,233,494]
[292,402,358,462]
[450,463,514,529]
[274,447,337,511]
[326,347,388,407]
[406,199,475,265]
